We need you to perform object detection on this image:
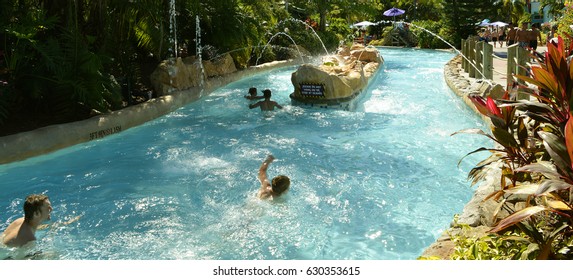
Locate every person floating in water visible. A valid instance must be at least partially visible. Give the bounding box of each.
[244,87,264,100]
[249,89,283,111]
[257,155,290,200]
[1,194,81,248]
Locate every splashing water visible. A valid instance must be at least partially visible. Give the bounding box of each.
[255,32,305,66]
[278,18,330,56]
[0,48,490,260]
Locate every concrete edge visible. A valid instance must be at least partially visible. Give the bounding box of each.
[0,59,300,165]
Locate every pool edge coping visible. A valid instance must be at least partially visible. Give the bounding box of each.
[0,59,300,165]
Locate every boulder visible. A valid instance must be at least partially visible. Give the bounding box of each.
[350,47,382,63]
[150,57,194,96]
[290,44,382,103]
[202,53,237,77]
[182,56,206,88]
[291,64,353,99]
[150,53,238,96]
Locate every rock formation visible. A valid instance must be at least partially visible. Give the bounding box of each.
[290,44,383,109]
[150,53,237,96]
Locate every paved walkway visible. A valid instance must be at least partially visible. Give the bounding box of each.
[489,42,547,89]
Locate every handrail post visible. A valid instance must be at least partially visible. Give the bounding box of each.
[516,46,528,79]
[461,39,468,72]
[507,43,517,88]
[516,46,530,99]
[482,42,493,80]
[475,41,483,79]
[468,39,476,78]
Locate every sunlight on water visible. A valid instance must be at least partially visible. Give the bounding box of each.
[0,48,489,260]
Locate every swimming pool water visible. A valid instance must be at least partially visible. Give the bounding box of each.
[0,47,489,260]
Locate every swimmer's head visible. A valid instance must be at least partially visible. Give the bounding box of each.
[248,87,257,96]
[263,89,272,98]
[24,194,51,223]
[271,175,290,195]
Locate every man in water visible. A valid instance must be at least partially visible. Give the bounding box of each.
[244,87,264,100]
[2,194,80,247]
[257,155,290,200]
[248,89,283,111]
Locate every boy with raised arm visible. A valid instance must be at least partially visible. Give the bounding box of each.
[257,155,290,199]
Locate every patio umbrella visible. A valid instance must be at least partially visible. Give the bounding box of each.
[490,21,508,27]
[477,19,490,27]
[383,7,405,22]
[352,21,376,29]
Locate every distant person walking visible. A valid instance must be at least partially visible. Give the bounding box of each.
[506,23,517,46]
[529,23,542,51]
[515,22,529,48]
[491,27,499,47]
[498,28,505,47]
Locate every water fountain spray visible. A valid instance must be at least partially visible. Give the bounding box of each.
[255,32,305,66]
[196,15,205,94]
[279,18,330,56]
[169,0,178,58]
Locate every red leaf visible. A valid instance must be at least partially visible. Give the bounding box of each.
[486,96,501,117]
[468,94,490,116]
[566,114,573,170]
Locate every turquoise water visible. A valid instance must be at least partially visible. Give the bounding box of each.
[0,48,488,260]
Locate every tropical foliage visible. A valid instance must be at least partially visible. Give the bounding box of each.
[0,0,550,138]
[557,4,573,44]
[456,37,573,259]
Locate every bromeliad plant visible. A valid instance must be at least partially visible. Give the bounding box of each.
[454,36,573,259]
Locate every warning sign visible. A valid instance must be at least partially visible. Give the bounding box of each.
[300,83,325,97]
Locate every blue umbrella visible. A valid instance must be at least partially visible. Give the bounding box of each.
[383,7,405,17]
[383,7,405,22]
[477,19,490,26]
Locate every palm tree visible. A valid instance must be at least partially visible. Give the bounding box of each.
[497,0,527,24]
[540,0,566,20]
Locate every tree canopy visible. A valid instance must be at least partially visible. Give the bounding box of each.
[1,0,561,135]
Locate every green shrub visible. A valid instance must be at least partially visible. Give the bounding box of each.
[409,20,452,49]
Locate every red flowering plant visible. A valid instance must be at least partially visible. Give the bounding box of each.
[454,36,573,259]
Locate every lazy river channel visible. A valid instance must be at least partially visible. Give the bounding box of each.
[0,47,489,260]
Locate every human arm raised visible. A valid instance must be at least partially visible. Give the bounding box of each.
[257,155,275,198]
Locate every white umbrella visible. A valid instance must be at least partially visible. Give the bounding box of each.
[490,21,508,27]
[352,21,376,28]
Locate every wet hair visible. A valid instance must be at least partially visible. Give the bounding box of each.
[263,89,271,98]
[271,175,290,195]
[248,87,257,95]
[23,194,49,223]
